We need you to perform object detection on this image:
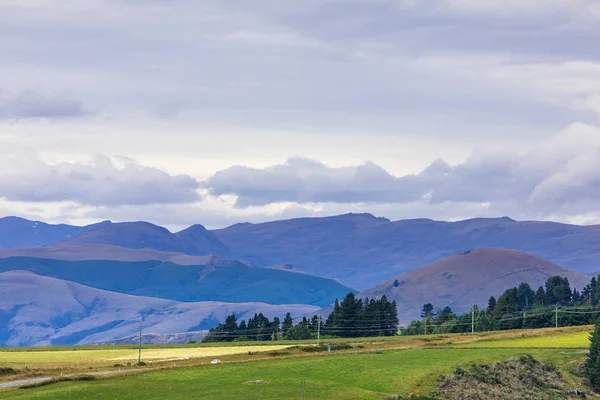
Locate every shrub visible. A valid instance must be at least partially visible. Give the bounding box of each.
[0,367,17,376]
[21,375,96,389]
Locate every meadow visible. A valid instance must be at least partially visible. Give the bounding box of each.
[0,325,595,399]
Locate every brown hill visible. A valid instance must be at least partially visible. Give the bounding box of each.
[360,248,593,324]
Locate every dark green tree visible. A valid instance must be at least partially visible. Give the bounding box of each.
[544,276,571,306]
[285,324,311,340]
[534,286,546,306]
[487,296,497,311]
[281,313,293,337]
[517,282,535,311]
[421,303,434,318]
[586,323,600,389]
[592,277,599,306]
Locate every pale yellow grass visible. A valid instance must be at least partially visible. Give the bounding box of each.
[110,345,292,361]
[0,345,292,366]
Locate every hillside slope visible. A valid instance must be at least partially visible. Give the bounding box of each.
[360,248,593,323]
[0,255,354,307]
[0,270,318,346]
[213,214,600,289]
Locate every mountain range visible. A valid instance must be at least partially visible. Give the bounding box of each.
[3,214,600,290]
[2,213,600,345]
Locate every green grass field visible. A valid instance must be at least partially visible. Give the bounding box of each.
[0,348,586,400]
[0,326,595,399]
[454,330,590,348]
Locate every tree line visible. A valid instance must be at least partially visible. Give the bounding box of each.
[401,274,600,335]
[202,292,399,342]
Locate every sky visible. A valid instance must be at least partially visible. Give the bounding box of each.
[1,0,600,231]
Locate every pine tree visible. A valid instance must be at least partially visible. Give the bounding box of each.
[281,313,293,337]
[587,322,600,388]
[517,282,534,311]
[535,286,546,306]
[592,277,599,306]
[421,303,434,319]
[487,296,497,311]
[272,317,281,340]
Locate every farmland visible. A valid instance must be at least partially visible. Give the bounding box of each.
[0,326,596,399]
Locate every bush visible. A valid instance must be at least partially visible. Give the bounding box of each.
[233,336,251,342]
[0,367,17,376]
[437,356,564,400]
[21,375,96,389]
[285,324,311,340]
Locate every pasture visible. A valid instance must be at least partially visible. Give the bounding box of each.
[0,325,595,399]
[0,345,292,367]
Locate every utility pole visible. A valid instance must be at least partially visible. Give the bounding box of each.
[138,322,143,365]
[555,305,559,329]
[317,314,321,346]
[471,305,475,334]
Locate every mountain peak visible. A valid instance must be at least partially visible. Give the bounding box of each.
[334,213,390,223]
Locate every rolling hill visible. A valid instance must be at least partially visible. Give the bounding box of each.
[359,248,593,323]
[0,270,319,346]
[0,253,354,307]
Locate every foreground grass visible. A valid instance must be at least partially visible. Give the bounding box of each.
[0,348,587,400]
[0,326,594,399]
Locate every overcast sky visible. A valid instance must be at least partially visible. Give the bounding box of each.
[1,0,600,230]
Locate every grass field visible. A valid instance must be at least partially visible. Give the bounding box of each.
[454,329,590,348]
[0,345,292,366]
[0,326,595,399]
[0,348,587,400]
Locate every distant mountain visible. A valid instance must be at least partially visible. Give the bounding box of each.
[59,221,232,257]
[4,214,600,291]
[359,248,593,323]
[0,254,354,307]
[0,216,110,248]
[0,270,318,346]
[213,214,600,289]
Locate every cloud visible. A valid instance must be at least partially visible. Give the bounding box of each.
[0,153,201,206]
[0,90,89,119]
[204,123,600,216]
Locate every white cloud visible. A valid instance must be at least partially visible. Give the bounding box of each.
[0,152,200,206]
[1,0,600,228]
[203,123,600,217]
